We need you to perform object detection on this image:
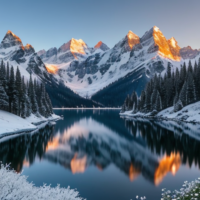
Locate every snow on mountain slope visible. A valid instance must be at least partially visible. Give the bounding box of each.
[0,31,101,108]
[0,30,51,82]
[39,27,183,97]
[37,26,200,101]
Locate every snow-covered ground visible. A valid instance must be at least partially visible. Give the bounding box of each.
[0,163,84,200]
[0,110,60,139]
[120,101,200,123]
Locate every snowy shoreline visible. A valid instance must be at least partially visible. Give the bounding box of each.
[120,101,200,124]
[53,107,121,110]
[0,110,60,139]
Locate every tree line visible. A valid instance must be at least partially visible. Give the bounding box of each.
[121,59,200,114]
[0,60,53,118]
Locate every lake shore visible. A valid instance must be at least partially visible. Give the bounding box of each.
[120,101,200,124]
[0,110,60,139]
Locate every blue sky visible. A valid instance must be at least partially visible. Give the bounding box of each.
[0,0,200,51]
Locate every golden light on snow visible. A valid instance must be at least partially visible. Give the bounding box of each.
[45,64,58,74]
[7,30,22,43]
[70,38,88,59]
[154,152,181,186]
[152,26,181,61]
[127,30,140,50]
[94,41,103,49]
[70,153,87,174]
[25,43,33,49]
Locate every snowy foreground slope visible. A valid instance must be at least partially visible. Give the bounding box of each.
[120,101,200,123]
[0,164,84,200]
[0,110,60,138]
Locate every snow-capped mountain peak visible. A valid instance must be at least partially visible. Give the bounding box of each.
[141,26,181,61]
[94,41,110,51]
[0,30,23,50]
[126,30,140,49]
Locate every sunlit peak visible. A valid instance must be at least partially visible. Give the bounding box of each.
[25,43,33,49]
[70,38,88,58]
[153,26,160,32]
[6,30,22,43]
[169,37,177,48]
[126,31,140,49]
[94,41,103,49]
[7,30,15,36]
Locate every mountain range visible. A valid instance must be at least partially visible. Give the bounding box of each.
[0,31,101,107]
[1,27,200,107]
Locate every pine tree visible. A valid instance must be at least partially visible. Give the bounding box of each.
[15,67,22,116]
[0,82,9,111]
[179,81,187,107]
[144,83,151,112]
[28,75,38,114]
[45,92,53,114]
[167,62,171,79]
[155,91,162,112]
[186,72,196,105]
[8,66,18,114]
[140,91,146,112]
[0,61,7,93]
[151,89,157,111]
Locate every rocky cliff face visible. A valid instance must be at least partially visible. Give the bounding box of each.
[0,30,100,108]
[0,31,49,81]
[40,27,184,98]
[180,46,200,59]
[36,26,200,106]
[0,30,23,49]
[38,38,93,65]
[94,41,110,52]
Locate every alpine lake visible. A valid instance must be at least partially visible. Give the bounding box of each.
[1,109,200,200]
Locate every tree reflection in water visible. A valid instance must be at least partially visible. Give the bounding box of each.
[1,112,200,186]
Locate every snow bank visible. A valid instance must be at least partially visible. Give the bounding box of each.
[120,101,200,123]
[0,110,60,139]
[0,163,84,200]
[26,113,60,125]
[157,102,200,123]
[0,110,36,138]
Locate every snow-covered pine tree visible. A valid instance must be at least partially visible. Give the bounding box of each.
[155,91,162,112]
[45,92,53,114]
[38,84,46,117]
[144,83,151,112]
[15,67,22,116]
[20,77,27,118]
[8,66,18,114]
[186,72,196,105]
[188,60,193,74]
[179,81,187,107]
[160,74,167,109]
[167,62,171,79]
[196,58,200,100]
[140,91,145,112]
[0,81,9,111]
[28,75,38,114]
[151,89,157,111]
[0,61,7,93]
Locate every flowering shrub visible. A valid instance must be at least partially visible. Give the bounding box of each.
[0,163,84,200]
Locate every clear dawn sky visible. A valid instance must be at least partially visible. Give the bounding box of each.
[0,0,200,51]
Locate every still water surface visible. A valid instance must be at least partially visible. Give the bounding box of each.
[1,109,200,200]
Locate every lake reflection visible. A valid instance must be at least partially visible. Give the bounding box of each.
[1,110,200,200]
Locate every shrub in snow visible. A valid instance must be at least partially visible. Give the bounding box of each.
[0,163,84,200]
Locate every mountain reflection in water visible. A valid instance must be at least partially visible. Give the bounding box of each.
[0,110,200,187]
